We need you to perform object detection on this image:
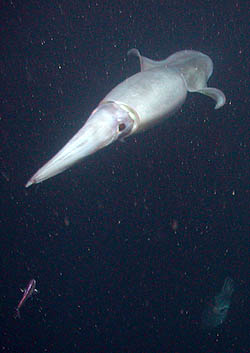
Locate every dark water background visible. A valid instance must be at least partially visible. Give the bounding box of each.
[0,0,249,352]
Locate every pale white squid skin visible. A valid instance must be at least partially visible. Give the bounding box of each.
[26,49,226,187]
[25,102,134,187]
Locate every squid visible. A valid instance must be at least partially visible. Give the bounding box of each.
[26,49,226,187]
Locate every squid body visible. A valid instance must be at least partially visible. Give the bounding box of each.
[26,49,226,187]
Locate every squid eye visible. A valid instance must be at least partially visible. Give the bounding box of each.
[118,123,126,131]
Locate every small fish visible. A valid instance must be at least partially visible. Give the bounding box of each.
[14,279,37,319]
[201,277,234,329]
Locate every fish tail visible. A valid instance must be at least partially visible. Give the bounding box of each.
[14,308,21,319]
